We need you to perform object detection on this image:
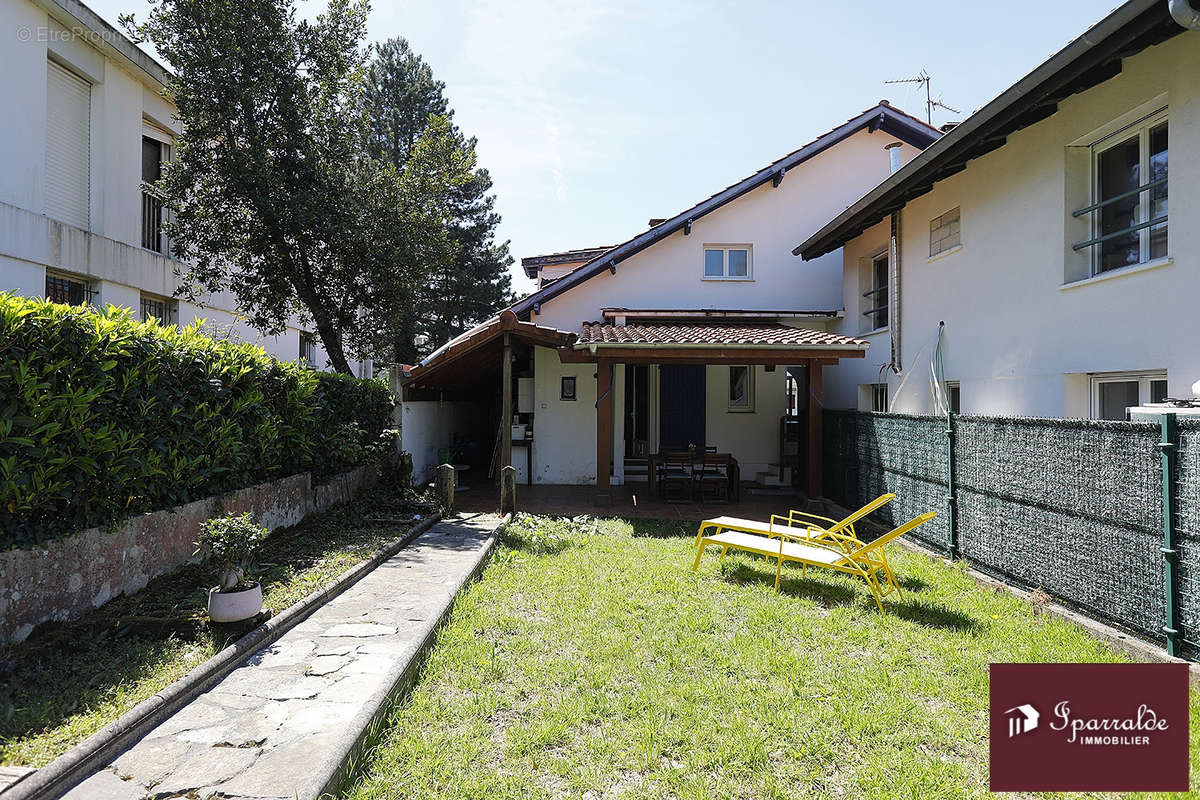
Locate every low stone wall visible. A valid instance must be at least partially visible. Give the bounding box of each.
[0,465,379,643]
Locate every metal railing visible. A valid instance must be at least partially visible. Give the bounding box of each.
[1071,177,1167,252]
[141,189,164,253]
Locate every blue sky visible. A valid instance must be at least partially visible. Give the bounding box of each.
[92,0,1119,294]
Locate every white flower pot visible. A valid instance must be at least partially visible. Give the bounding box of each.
[207,582,263,623]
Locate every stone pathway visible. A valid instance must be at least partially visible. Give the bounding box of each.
[63,513,502,800]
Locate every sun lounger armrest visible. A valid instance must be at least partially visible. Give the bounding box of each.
[768,515,818,538]
[787,510,840,527]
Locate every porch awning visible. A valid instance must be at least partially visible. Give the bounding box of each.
[404,310,576,392]
[572,322,868,364]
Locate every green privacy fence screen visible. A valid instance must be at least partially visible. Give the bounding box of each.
[823,410,1198,659]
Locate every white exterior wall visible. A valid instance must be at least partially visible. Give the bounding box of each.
[827,32,1200,418]
[0,0,365,374]
[518,128,921,483]
[533,129,921,330]
[400,400,475,485]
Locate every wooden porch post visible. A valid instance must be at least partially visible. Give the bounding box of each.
[807,359,823,498]
[596,358,613,505]
[501,333,512,471]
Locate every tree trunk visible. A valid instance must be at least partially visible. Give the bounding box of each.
[314,315,353,374]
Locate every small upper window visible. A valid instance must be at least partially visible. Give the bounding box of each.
[1073,109,1167,274]
[728,366,754,411]
[929,207,961,257]
[560,376,577,401]
[702,246,752,280]
[862,251,888,331]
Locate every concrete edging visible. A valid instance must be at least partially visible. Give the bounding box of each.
[3,513,442,800]
[310,512,510,800]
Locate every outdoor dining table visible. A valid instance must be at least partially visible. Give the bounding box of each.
[647,451,740,503]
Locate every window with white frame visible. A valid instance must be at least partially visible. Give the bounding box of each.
[929,207,960,257]
[1074,109,1167,274]
[299,332,318,367]
[1090,371,1167,420]
[703,245,751,280]
[140,293,177,325]
[728,366,754,411]
[862,251,888,331]
[141,129,172,254]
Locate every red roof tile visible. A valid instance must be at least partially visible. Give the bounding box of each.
[577,323,868,349]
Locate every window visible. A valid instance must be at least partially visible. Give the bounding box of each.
[45,272,94,306]
[1090,371,1167,420]
[560,376,576,401]
[862,251,888,330]
[872,383,888,413]
[702,245,752,280]
[946,381,961,414]
[140,294,177,325]
[141,134,171,253]
[1074,110,1167,274]
[929,207,960,257]
[45,59,91,229]
[728,366,754,411]
[299,332,317,367]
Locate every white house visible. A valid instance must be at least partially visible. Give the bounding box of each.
[0,0,369,374]
[399,103,940,499]
[796,0,1200,420]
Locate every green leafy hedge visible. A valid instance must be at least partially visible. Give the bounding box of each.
[0,293,393,548]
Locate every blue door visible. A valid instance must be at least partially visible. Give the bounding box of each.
[659,365,706,450]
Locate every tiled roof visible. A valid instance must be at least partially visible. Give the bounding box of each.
[577,323,868,349]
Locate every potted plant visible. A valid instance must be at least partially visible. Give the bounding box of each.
[195,513,267,623]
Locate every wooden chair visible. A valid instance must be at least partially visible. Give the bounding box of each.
[659,450,695,503]
[694,452,730,503]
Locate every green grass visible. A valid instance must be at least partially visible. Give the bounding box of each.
[348,515,1200,800]
[0,486,429,768]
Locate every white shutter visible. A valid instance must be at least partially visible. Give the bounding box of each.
[45,60,91,229]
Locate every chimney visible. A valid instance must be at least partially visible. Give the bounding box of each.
[884,141,903,174]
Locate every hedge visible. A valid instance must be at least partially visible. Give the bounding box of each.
[0,293,393,548]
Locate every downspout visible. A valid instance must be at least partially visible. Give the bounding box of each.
[1168,0,1200,29]
[889,210,902,373]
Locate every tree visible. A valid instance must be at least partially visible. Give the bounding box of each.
[364,38,514,364]
[125,0,474,373]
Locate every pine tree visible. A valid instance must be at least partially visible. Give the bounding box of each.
[364,38,514,363]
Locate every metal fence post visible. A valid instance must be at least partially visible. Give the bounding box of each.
[1159,412,1180,657]
[946,407,958,559]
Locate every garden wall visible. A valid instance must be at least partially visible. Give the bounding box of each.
[0,464,376,643]
[824,410,1199,659]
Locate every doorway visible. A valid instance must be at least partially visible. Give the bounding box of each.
[624,365,651,457]
[659,364,706,450]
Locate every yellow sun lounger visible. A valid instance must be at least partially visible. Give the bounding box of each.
[692,511,937,611]
[692,493,896,554]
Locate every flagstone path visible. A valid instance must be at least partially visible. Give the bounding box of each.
[61,513,503,800]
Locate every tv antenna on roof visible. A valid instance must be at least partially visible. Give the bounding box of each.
[885,70,960,125]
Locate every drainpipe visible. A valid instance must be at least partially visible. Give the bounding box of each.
[1168,0,1200,29]
[889,211,902,373]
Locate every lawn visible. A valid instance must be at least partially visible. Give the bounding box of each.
[348,514,1200,800]
[0,485,430,768]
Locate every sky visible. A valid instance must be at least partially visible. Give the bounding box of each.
[89,0,1122,295]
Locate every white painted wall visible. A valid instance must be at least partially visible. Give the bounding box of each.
[399,399,475,485]
[827,32,1200,419]
[533,129,922,329]
[0,0,365,374]
[516,127,921,483]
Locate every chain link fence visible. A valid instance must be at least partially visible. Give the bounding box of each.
[824,410,1198,659]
